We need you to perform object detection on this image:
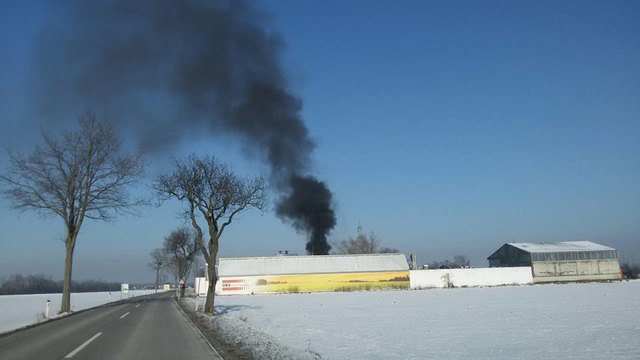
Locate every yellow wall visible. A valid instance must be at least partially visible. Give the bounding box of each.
[219,271,409,295]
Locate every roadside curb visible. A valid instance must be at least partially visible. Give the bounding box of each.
[173,296,225,360]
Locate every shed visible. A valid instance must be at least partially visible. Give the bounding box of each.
[488,241,621,283]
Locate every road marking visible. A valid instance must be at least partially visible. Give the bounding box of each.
[120,312,130,319]
[64,332,102,358]
[135,304,140,308]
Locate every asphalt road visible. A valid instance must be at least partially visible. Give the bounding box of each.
[0,292,222,360]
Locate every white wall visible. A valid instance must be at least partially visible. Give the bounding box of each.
[194,277,223,296]
[410,267,533,289]
[194,277,207,295]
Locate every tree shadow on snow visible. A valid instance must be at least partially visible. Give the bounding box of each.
[214,304,262,315]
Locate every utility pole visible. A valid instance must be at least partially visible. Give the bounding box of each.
[155,261,161,294]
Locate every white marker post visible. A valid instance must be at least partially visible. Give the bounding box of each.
[195,294,199,312]
[45,300,51,319]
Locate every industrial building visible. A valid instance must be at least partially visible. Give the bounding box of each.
[208,253,410,295]
[487,241,622,283]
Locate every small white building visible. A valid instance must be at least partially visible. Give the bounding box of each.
[487,241,622,283]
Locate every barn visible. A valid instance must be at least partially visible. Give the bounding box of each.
[487,241,622,283]
[214,253,410,295]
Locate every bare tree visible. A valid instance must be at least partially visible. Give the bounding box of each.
[155,155,267,314]
[621,263,639,279]
[163,227,198,298]
[0,113,144,313]
[148,249,167,294]
[429,255,471,269]
[191,256,205,282]
[336,231,380,254]
[335,227,401,255]
[453,255,470,268]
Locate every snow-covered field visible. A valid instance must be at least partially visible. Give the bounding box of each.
[0,290,156,334]
[188,281,640,359]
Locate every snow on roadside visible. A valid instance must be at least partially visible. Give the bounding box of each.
[182,297,317,360]
[0,290,156,334]
[191,281,640,359]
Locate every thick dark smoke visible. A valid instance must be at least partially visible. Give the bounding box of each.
[276,175,336,256]
[31,0,335,254]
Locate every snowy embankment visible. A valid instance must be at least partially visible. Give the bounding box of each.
[0,290,156,334]
[186,281,640,359]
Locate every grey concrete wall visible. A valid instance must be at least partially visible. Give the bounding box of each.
[532,259,621,283]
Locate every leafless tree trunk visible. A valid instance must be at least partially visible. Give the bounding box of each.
[0,113,145,313]
[155,155,267,314]
[61,234,77,312]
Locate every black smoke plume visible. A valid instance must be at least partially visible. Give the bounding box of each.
[31,0,335,254]
[276,175,336,256]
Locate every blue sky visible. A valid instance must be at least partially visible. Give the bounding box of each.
[1,1,639,282]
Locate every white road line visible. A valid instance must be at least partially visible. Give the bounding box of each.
[120,312,130,319]
[64,332,102,358]
[135,304,141,308]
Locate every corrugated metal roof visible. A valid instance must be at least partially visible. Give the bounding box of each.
[218,253,409,276]
[507,241,615,253]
